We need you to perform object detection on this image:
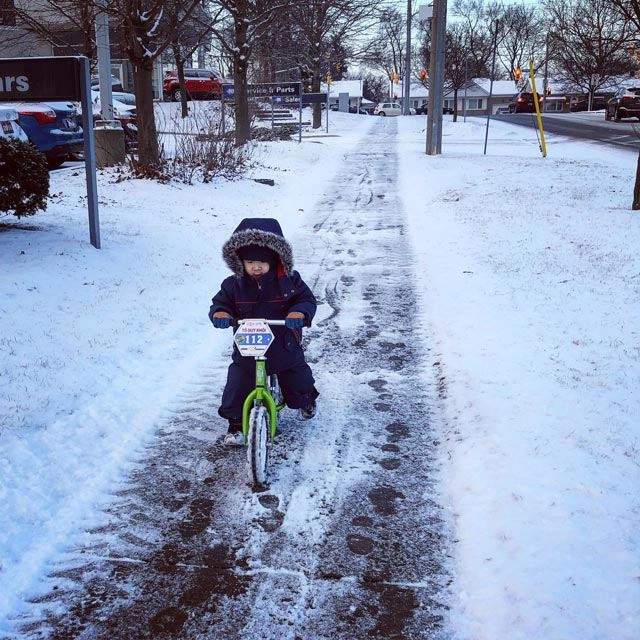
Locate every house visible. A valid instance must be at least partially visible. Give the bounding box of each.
[397,78,519,115]
[320,79,364,111]
[0,0,51,57]
[0,0,178,99]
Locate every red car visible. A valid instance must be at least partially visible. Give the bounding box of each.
[163,68,222,101]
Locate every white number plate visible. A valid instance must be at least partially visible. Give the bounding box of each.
[234,320,274,357]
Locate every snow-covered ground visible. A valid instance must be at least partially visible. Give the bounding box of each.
[1,107,638,639]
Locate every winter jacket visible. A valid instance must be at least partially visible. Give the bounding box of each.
[209,218,317,372]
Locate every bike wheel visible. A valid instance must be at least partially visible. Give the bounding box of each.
[247,405,269,487]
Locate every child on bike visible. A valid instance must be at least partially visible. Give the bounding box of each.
[209,218,319,446]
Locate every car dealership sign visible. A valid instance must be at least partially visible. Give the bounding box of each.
[0,56,83,102]
[221,81,301,100]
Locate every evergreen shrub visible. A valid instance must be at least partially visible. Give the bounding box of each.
[0,138,49,218]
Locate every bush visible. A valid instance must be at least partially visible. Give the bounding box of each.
[151,104,255,184]
[0,138,49,218]
[251,126,295,141]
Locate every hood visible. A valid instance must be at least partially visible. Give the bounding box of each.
[222,218,293,277]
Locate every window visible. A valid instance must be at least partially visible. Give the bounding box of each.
[466,98,484,110]
[444,99,455,110]
[544,98,564,112]
[1,0,16,26]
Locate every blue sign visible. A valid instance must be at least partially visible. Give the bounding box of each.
[221,82,301,101]
[235,332,273,347]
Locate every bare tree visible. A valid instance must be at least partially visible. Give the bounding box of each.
[608,0,640,209]
[289,0,383,128]
[607,0,640,29]
[7,0,98,59]
[211,0,289,145]
[498,4,547,79]
[544,0,629,96]
[362,7,406,84]
[103,0,206,167]
[361,70,386,103]
[445,23,472,121]
[166,4,223,118]
[452,0,496,78]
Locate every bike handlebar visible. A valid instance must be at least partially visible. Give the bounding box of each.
[234,318,287,327]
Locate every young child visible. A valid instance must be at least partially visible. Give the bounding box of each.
[209,218,319,446]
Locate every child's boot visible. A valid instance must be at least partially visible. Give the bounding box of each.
[224,418,244,446]
[300,398,317,420]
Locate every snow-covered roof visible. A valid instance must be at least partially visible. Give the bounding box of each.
[472,79,518,97]
[320,79,363,99]
[406,79,518,100]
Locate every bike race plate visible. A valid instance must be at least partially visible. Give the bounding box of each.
[234,320,274,357]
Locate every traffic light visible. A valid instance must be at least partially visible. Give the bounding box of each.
[514,66,522,80]
[391,71,399,83]
[326,74,332,85]
[420,68,428,80]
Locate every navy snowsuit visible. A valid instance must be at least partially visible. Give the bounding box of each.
[209,218,318,420]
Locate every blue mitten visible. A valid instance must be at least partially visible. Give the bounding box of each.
[285,312,305,329]
[212,312,233,329]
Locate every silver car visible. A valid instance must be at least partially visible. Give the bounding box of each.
[0,106,28,142]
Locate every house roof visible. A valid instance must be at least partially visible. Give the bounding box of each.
[320,79,363,99]
[471,79,518,97]
[403,78,518,100]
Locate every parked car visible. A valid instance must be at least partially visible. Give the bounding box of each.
[605,87,640,121]
[89,90,138,151]
[163,68,222,101]
[415,101,454,115]
[0,105,28,142]
[570,95,607,112]
[5,101,83,168]
[349,105,369,115]
[508,92,543,113]
[91,75,124,92]
[374,101,402,116]
[111,91,136,106]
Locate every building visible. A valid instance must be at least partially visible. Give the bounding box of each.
[398,79,520,116]
[320,79,370,112]
[0,0,188,99]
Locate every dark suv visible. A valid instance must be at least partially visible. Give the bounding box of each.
[163,69,222,101]
[415,101,454,115]
[605,87,640,121]
[508,92,543,113]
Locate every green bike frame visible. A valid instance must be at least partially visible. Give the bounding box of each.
[241,357,284,442]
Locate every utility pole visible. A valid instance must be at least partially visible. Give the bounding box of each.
[403,0,412,115]
[95,0,114,121]
[426,0,447,155]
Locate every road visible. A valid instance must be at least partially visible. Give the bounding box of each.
[492,111,640,150]
[14,119,451,640]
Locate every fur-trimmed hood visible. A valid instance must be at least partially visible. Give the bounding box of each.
[222,218,293,277]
